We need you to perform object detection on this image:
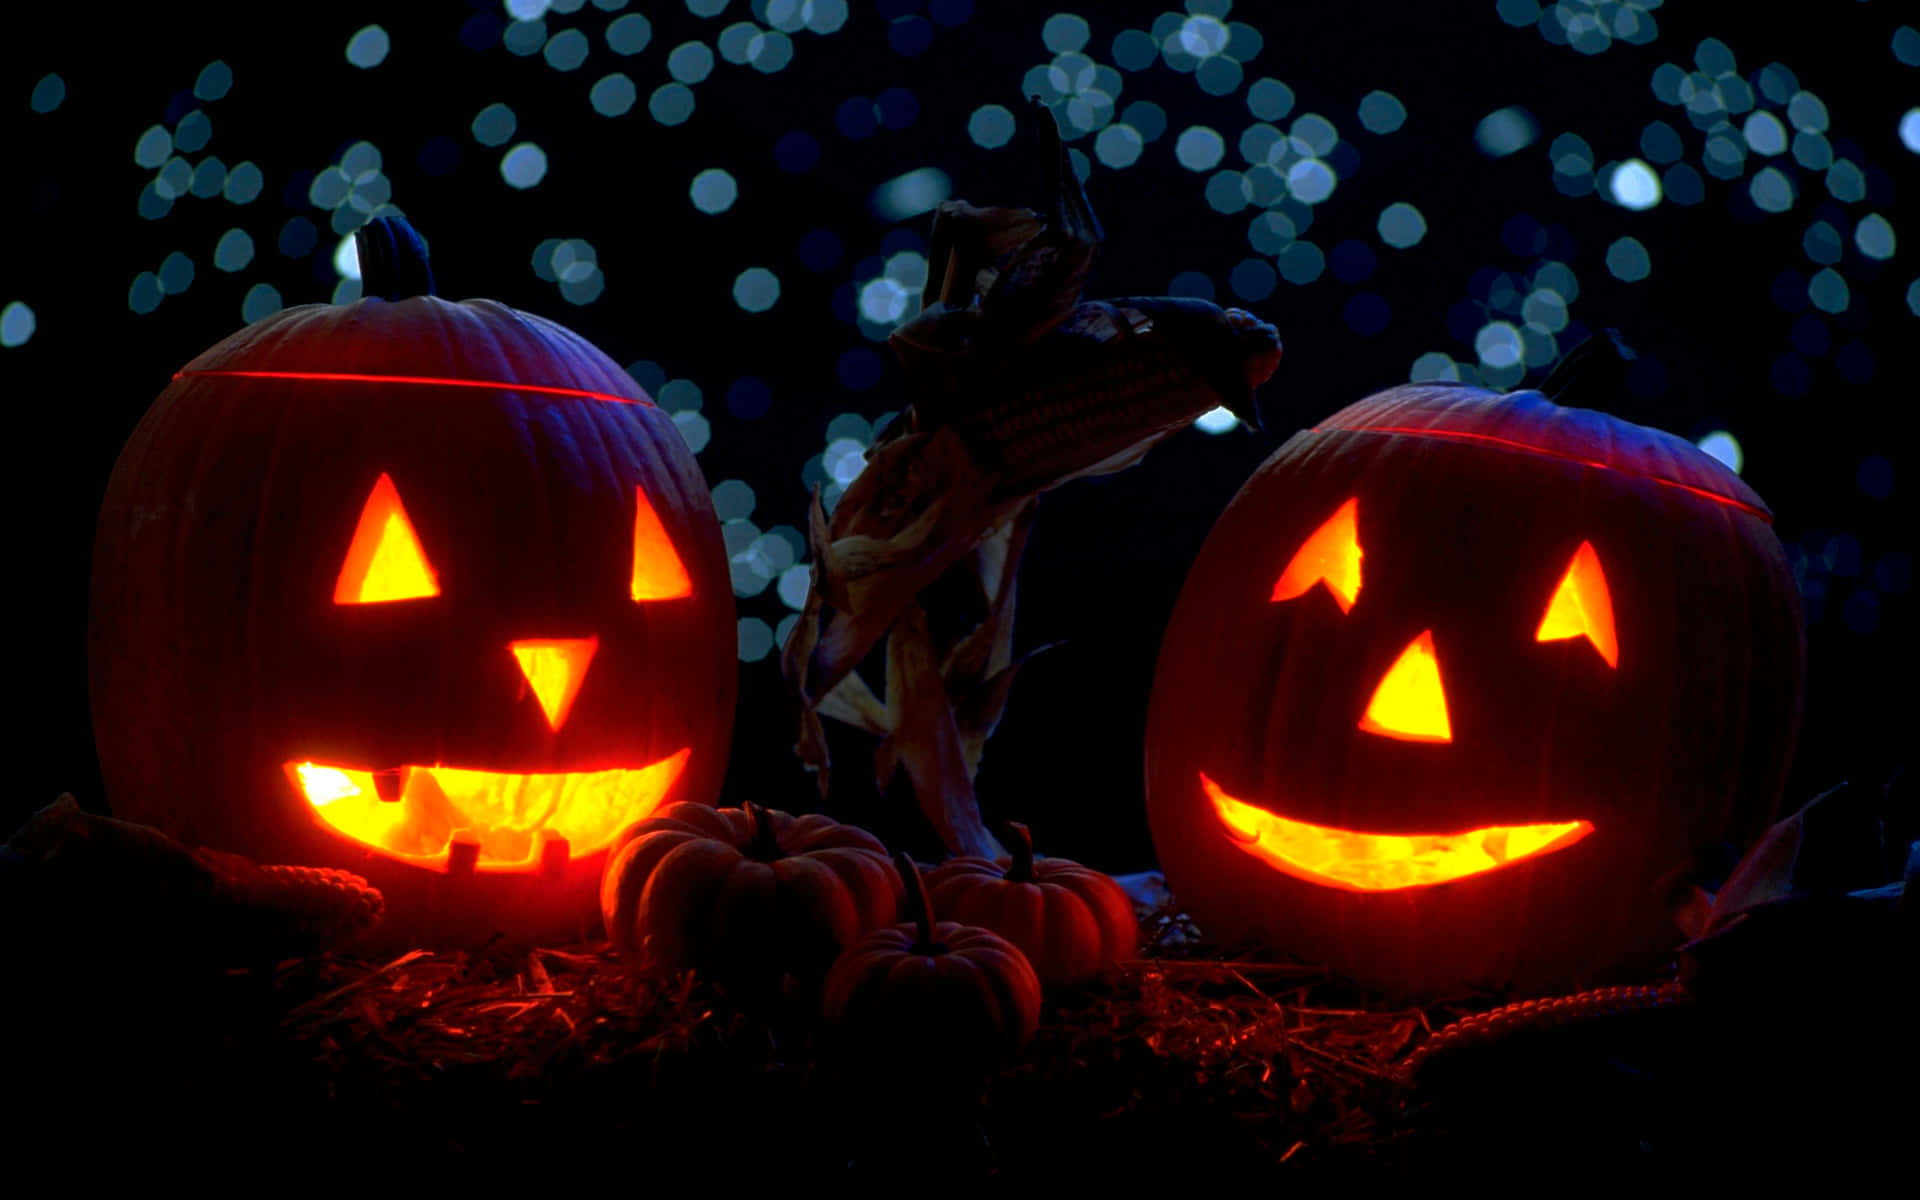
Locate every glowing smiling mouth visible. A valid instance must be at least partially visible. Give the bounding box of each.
[1200,772,1592,891]
[287,748,689,872]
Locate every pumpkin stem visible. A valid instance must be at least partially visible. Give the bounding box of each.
[1541,328,1634,411]
[353,215,437,301]
[743,802,783,862]
[893,850,940,955]
[998,821,1036,883]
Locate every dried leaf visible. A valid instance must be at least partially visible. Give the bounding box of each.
[1707,793,1816,929]
[884,599,1004,859]
[816,669,888,737]
[1708,780,1883,929]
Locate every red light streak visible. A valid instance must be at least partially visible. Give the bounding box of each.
[174,369,653,407]
[1316,423,1770,521]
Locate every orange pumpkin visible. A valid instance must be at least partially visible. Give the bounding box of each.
[823,851,1041,1078]
[924,821,1138,987]
[89,217,737,948]
[1145,381,1805,997]
[600,801,900,995]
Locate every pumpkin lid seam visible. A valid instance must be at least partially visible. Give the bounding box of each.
[173,369,654,408]
[1309,422,1771,522]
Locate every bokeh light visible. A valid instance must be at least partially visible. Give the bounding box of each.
[737,618,775,662]
[668,41,716,84]
[1357,91,1405,135]
[1743,111,1787,156]
[607,12,652,54]
[1175,126,1225,170]
[1749,167,1794,213]
[1246,78,1293,122]
[345,25,391,69]
[1476,106,1538,157]
[872,168,951,221]
[690,168,738,214]
[500,143,549,188]
[1095,124,1144,168]
[1228,258,1275,301]
[1193,407,1239,435]
[590,74,637,116]
[240,283,281,323]
[1043,13,1090,54]
[968,103,1015,148]
[0,301,35,347]
[650,83,695,125]
[1285,159,1334,204]
[1605,236,1651,280]
[30,73,65,114]
[1277,241,1323,285]
[1607,159,1661,209]
[1372,202,1426,250]
[1855,214,1895,260]
[734,267,780,312]
[1808,268,1849,314]
[472,103,517,146]
[1696,431,1744,474]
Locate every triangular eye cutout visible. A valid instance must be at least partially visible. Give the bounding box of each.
[1359,629,1453,743]
[334,473,440,604]
[1271,497,1362,613]
[631,486,692,602]
[1535,540,1618,668]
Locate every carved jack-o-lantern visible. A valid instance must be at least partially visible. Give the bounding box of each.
[1145,383,1804,996]
[89,220,736,947]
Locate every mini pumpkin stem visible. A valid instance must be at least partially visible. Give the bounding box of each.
[893,850,939,954]
[353,214,436,301]
[744,801,783,862]
[1540,327,1634,411]
[998,820,1036,883]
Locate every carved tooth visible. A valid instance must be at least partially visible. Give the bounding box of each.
[446,829,481,877]
[534,830,570,879]
[372,766,409,803]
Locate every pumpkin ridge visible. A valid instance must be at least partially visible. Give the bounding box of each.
[810,847,901,925]
[770,854,862,947]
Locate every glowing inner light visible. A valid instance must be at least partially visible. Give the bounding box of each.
[1272,496,1363,612]
[1536,541,1618,668]
[1359,630,1452,742]
[1201,773,1593,891]
[297,764,362,806]
[334,473,439,604]
[631,486,693,601]
[289,748,690,870]
[510,637,600,730]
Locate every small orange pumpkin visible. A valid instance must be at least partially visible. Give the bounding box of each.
[600,801,899,995]
[822,851,1042,1078]
[925,821,1138,987]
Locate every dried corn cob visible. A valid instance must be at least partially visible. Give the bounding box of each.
[193,846,385,948]
[1396,981,1693,1083]
[917,298,1281,499]
[7,794,383,962]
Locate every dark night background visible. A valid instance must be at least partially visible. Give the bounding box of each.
[4,0,1912,873]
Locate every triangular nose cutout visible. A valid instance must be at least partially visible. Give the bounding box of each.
[1358,630,1453,743]
[510,637,599,731]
